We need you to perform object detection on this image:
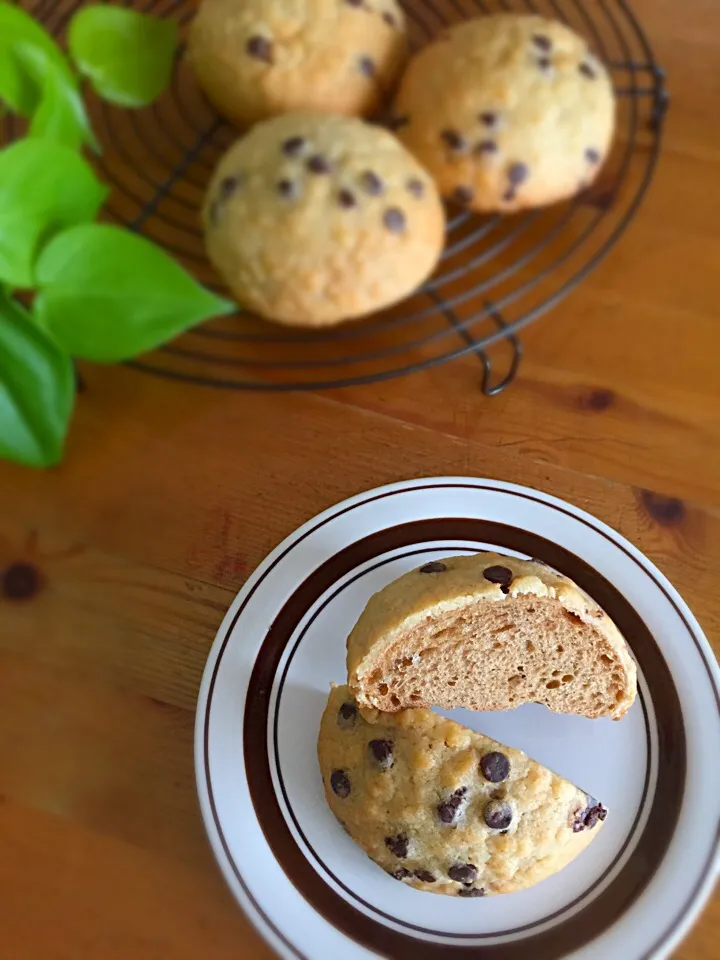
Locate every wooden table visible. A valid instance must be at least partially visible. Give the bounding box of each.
[1,0,718,957]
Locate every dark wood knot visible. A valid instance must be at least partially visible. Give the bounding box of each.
[578,387,615,412]
[1,562,43,600]
[639,489,686,527]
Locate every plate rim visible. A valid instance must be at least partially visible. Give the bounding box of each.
[194,476,720,960]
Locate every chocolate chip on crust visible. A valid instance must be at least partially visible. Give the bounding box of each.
[385,833,409,858]
[369,738,394,769]
[480,752,511,783]
[330,770,351,798]
[484,800,513,830]
[246,35,273,63]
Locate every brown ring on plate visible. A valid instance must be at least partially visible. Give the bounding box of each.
[200,482,718,959]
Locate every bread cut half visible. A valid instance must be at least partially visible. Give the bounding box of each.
[318,685,607,897]
[347,552,637,720]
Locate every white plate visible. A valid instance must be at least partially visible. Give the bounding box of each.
[195,478,720,960]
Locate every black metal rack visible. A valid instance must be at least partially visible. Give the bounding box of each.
[4,0,668,393]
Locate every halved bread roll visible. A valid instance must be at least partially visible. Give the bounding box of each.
[318,685,607,896]
[347,553,637,720]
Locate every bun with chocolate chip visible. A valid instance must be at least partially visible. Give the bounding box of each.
[188,0,408,127]
[318,684,608,896]
[392,14,615,212]
[202,112,445,327]
[346,552,637,719]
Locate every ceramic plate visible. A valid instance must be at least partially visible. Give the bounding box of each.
[195,478,720,960]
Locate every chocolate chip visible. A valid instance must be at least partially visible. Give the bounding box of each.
[438,800,458,823]
[359,55,376,77]
[448,863,478,884]
[414,869,436,883]
[452,185,474,207]
[458,887,486,897]
[475,139,498,154]
[282,136,305,157]
[532,34,552,51]
[391,867,411,880]
[337,701,358,728]
[483,565,513,593]
[330,770,351,798]
[369,738,394,769]
[480,752,511,783]
[508,162,529,185]
[385,833,409,858]
[573,798,608,832]
[537,56,552,71]
[307,154,331,174]
[441,129,467,151]
[2,562,42,600]
[420,561,447,573]
[479,111,498,127]
[585,147,601,164]
[437,786,467,824]
[383,208,405,233]
[277,179,298,199]
[246,35,273,64]
[484,800,513,830]
[383,11,396,26]
[219,175,241,200]
[388,115,409,131]
[360,170,384,195]
[406,178,424,198]
[338,189,357,208]
[579,61,597,79]
[502,188,516,203]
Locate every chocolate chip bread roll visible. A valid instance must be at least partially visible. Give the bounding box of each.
[188,0,408,127]
[392,14,615,212]
[318,685,607,896]
[202,112,445,327]
[347,552,637,719]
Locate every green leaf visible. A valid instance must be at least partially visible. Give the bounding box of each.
[15,43,98,151]
[0,288,74,468]
[0,1,74,115]
[68,6,177,108]
[0,139,107,288]
[34,224,235,363]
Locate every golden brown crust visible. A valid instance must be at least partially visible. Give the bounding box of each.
[346,552,637,719]
[318,685,606,896]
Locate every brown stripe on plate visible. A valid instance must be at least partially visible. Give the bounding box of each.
[242,518,685,958]
[270,544,651,939]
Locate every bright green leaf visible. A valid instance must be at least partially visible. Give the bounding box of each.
[0,139,107,288]
[0,288,74,468]
[68,6,177,108]
[15,43,98,151]
[34,224,235,363]
[0,1,75,115]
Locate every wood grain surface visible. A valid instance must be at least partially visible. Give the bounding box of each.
[1,0,719,957]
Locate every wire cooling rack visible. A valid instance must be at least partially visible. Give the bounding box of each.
[4,0,668,393]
